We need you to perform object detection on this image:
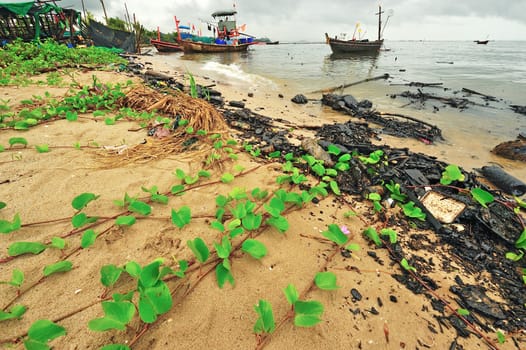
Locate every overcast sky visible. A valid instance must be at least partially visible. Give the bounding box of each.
[55,0,526,41]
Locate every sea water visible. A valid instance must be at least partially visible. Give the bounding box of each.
[157,41,526,178]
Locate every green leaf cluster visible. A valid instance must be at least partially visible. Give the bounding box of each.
[283,284,324,327]
[24,319,66,349]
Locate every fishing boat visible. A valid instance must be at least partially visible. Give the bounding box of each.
[325,6,390,54]
[150,27,182,52]
[151,39,182,52]
[474,40,489,45]
[176,10,254,53]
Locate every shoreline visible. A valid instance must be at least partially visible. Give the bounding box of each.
[136,52,526,182]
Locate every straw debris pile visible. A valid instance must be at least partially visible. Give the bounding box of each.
[101,85,232,165]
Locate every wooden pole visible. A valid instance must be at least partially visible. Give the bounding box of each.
[124,2,132,31]
[80,0,87,23]
[99,0,109,24]
[133,13,141,54]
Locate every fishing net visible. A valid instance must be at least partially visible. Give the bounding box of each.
[99,85,231,167]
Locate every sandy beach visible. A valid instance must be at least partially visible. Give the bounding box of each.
[0,53,524,350]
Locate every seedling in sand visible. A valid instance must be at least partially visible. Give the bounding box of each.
[91,259,177,329]
[0,305,27,322]
[380,228,398,244]
[214,236,234,288]
[367,192,383,212]
[385,180,407,202]
[440,164,465,185]
[253,300,276,334]
[241,239,268,259]
[400,258,417,272]
[470,188,494,208]
[359,149,384,165]
[171,206,191,229]
[401,201,426,221]
[314,272,340,290]
[283,284,324,327]
[0,268,24,288]
[363,227,382,247]
[187,237,210,274]
[141,186,168,204]
[89,301,135,331]
[24,319,66,349]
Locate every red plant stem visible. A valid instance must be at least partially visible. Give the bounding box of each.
[127,189,308,348]
[256,239,342,350]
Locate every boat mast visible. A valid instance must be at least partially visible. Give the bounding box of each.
[174,16,181,41]
[376,5,383,41]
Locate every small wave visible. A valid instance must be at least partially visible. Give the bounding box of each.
[202,62,276,90]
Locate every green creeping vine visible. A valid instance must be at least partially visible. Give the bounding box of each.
[0,39,127,86]
[90,258,187,331]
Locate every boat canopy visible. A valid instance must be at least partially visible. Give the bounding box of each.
[211,10,237,18]
[179,25,190,30]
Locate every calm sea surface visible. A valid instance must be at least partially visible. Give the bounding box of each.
[156,41,526,178]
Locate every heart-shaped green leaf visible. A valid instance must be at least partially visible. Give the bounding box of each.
[241,239,267,259]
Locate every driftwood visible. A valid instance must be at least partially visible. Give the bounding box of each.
[311,73,389,94]
[398,89,497,110]
[379,112,439,130]
[399,90,472,109]
[144,70,173,81]
[461,88,497,101]
[391,81,443,88]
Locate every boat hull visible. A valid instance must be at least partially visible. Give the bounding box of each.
[179,40,252,53]
[150,39,183,52]
[326,34,383,54]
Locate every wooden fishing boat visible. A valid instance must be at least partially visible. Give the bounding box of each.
[325,6,390,54]
[178,40,252,53]
[325,34,383,53]
[150,27,182,52]
[175,10,254,53]
[150,39,182,52]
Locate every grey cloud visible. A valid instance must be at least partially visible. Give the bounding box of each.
[56,0,526,41]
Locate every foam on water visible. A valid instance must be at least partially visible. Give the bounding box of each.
[201,61,277,91]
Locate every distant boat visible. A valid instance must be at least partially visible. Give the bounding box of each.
[474,40,489,45]
[267,41,279,45]
[176,10,254,53]
[325,6,390,54]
